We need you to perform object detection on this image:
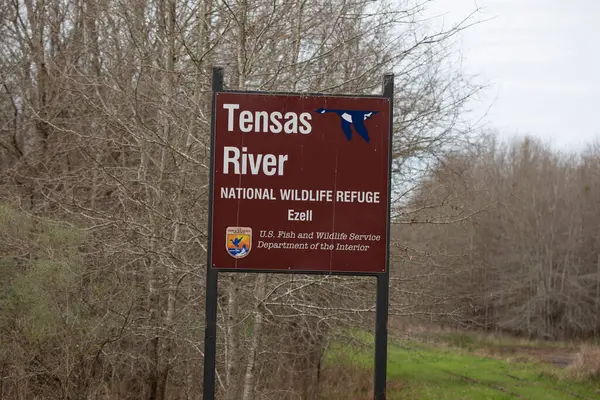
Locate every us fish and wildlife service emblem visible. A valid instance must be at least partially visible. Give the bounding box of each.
[226,227,252,259]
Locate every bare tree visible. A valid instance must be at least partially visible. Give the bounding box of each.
[0,0,484,398]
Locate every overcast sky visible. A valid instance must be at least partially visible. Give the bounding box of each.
[422,0,600,152]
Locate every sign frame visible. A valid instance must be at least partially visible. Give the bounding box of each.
[203,67,394,400]
[207,88,393,276]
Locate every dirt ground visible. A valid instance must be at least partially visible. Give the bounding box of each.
[477,345,579,367]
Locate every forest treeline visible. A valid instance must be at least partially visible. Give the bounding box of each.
[395,135,600,342]
[0,0,597,399]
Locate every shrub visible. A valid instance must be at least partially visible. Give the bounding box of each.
[567,344,600,381]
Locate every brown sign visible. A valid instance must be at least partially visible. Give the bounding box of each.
[209,92,391,273]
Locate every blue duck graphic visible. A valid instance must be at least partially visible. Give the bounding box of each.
[315,108,378,143]
[228,236,248,256]
[230,236,243,247]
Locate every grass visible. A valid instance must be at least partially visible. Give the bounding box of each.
[436,331,579,351]
[320,331,600,399]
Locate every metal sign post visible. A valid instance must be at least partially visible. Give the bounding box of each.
[203,66,394,400]
[202,66,223,400]
[374,73,394,400]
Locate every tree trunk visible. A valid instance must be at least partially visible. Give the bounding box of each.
[225,276,240,400]
[241,274,267,400]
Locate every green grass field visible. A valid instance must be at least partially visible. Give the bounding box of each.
[320,331,600,399]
